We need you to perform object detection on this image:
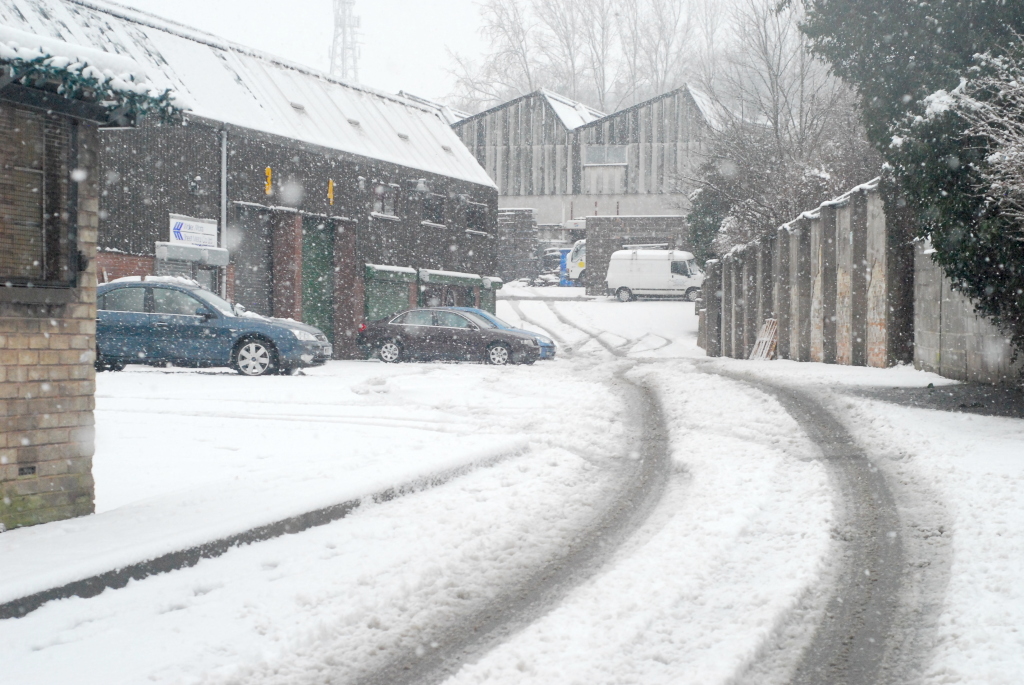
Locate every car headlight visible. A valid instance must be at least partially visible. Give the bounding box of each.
[291,329,318,341]
[536,336,553,345]
[525,338,539,346]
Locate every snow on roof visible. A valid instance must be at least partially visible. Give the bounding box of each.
[0,0,494,188]
[685,85,725,131]
[0,23,181,117]
[366,263,417,275]
[540,89,605,131]
[396,91,470,126]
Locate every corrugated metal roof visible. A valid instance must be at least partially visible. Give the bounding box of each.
[540,90,605,130]
[0,0,495,188]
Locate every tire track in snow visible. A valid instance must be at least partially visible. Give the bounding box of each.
[357,369,671,685]
[546,310,922,684]
[703,367,919,685]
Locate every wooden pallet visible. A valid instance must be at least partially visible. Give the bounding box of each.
[749,319,779,361]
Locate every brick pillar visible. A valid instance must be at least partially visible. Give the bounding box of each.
[333,221,364,359]
[743,247,757,356]
[272,213,303,320]
[1,124,99,530]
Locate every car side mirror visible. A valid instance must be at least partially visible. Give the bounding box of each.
[196,307,213,320]
[469,323,480,331]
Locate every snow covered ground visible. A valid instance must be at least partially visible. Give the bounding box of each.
[2,295,1023,684]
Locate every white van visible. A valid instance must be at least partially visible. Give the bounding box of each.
[605,249,704,302]
[567,239,586,282]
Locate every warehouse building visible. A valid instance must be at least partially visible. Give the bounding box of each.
[452,86,713,225]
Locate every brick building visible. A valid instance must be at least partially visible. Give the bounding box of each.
[0,0,499,359]
[0,25,175,529]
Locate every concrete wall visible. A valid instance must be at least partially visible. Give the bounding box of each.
[706,178,915,369]
[914,241,1022,383]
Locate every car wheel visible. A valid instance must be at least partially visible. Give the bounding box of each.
[94,348,126,372]
[379,340,403,363]
[616,287,633,303]
[685,287,701,302]
[234,338,276,376]
[487,343,511,365]
[577,270,586,285]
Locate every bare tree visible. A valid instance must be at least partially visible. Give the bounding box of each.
[687,0,881,254]
[577,0,618,111]
[448,0,538,111]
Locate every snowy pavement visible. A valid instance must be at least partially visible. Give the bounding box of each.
[2,297,1023,684]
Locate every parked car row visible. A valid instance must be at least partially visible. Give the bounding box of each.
[95,279,556,376]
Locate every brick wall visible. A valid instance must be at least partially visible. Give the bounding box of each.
[96,251,155,283]
[1,124,100,530]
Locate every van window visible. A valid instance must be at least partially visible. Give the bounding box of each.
[687,259,700,274]
[671,261,691,276]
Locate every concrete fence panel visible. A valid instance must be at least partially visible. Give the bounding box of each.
[775,226,791,359]
[705,259,722,357]
[865,191,889,367]
[835,200,853,365]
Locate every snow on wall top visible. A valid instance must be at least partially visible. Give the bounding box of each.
[541,89,605,131]
[0,0,495,188]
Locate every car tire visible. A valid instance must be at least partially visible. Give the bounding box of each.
[379,340,403,363]
[233,338,276,376]
[616,287,633,303]
[685,287,701,302]
[577,270,586,286]
[486,343,512,365]
[94,348,126,372]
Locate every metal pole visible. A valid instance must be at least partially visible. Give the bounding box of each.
[220,128,228,299]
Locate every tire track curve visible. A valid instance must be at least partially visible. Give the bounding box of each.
[542,303,922,685]
[356,368,671,685]
[705,368,921,685]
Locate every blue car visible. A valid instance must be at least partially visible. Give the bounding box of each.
[96,278,332,376]
[444,307,557,360]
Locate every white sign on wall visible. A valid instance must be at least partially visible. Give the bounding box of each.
[169,214,218,248]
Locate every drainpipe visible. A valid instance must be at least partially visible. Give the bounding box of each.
[220,128,229,299]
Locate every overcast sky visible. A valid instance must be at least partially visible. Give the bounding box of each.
[116,0,484,102]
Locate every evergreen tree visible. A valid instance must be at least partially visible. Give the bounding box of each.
[800,0,1024,355]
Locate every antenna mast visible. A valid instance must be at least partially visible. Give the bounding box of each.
[330,0,360,82]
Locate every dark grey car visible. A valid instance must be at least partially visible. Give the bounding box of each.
[357,308,541,365]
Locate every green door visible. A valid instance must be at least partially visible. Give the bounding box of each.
[302,218,335,344]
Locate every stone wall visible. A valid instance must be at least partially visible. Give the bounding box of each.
[914,241,1022,383]
[0,125,99,530]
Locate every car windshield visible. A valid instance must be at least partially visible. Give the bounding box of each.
[191,288,236,317]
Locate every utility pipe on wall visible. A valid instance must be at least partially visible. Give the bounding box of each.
[219,128,228,299]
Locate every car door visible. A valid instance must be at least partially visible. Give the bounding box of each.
[150,286,211,362]
[391,309,435,359]
[433,311,479,360]
[97,286,153,361]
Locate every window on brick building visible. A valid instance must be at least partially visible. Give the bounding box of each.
[422,194,445,226]
[0,103,77,287]
[466,202,488,233]
[372,184,398,218]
